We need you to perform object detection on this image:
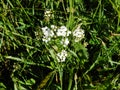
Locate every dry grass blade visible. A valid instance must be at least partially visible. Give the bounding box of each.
[37,70,56,90]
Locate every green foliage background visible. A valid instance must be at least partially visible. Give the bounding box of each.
[0,0,120,90]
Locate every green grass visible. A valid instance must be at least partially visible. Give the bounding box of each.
[0,0,120,90]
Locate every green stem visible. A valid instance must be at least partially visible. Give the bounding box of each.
[59,64,63,90]
[67,0,74,29]
[68,68,74,90]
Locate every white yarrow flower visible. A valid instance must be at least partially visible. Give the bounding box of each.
[42,26,54,37]
[61,38,69,47]
[60,26,67,32]
[44,10,51,17]
[56,26,71,37]
[56,26,67,37]
[42,37,51,43]
[41,26,54,43]
[73,25,85,42]
[57,50,67,62]
[51,25,57,31]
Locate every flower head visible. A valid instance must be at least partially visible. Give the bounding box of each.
[42,36,51,43]
[41,26,54,43]
[73,25,85,42]
[44,10,52,17]
[42,26,54,37]
[57,50,67,62]
[51,25,57,31]
[61,38,69,47]
[56,26,71,37]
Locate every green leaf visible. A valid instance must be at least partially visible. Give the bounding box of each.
[25,78,36,85]
[48,49,57,61]
[5,56,36,65]
[0,82,6,90]
[68,49,78,58]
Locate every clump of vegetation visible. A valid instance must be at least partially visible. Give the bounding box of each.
[0,0,120,89]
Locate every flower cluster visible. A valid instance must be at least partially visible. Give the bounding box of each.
[73,25,85,42]
[44,10,52,17]
[41,26,54,43]
[51,25,57,31]
[61,38,69,47]
[56,26,71,37]
[41,24,85,62]
[57,50,68,62]
[41,25,71,46]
